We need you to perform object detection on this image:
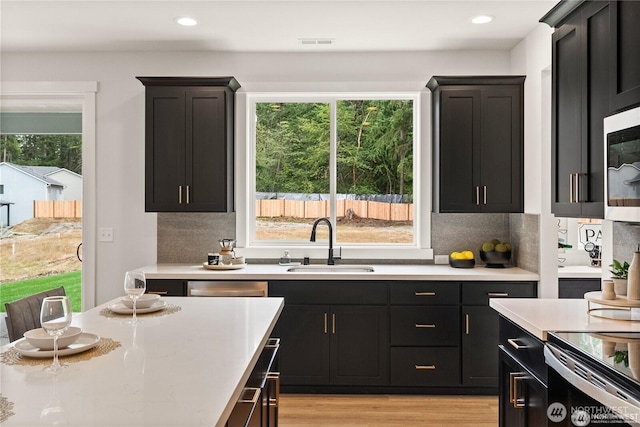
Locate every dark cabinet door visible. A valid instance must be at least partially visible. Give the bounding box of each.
[480,85,523,212]
[185,88,231,211]
[274,305,330,385]
[145,86,187,212]
[430,76,524,213]
[330,306,388,386]
[462,305,499,387]
[610,0,640,112]
[499,347,548,427]
[439,89,479,212]
[551,1,608,218]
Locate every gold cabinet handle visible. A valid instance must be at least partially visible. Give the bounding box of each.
[507,338,530,350]
[465,313,470,335]
[186,185,190,204]
[266,338,280,349]
[324,313,328,334]
[487,292,509,297]
[415,323,436,328]
[415,365,436,370]
[238,387,261,404]
[483,185,487,204]
[178,185,183,204]
[569,173,576,203]
[476,186,480,205]
[267,372,280,408]
[332,313,336,334]
[147,291,168,295]
[415,292,436,296]
[510,373,527,408]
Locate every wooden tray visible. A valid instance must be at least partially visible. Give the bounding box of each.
[202,262,246,270]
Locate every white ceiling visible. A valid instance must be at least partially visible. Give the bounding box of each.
[0,0,557,53]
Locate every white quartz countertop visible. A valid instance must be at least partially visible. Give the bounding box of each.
[557,265,602,279]
[490,298,640,341]
[140,263,539,281]
[0,296,284,427]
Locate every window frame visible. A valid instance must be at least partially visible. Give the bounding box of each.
[237,91,433,261]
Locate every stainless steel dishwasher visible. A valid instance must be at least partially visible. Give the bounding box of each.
[187,281,268,297]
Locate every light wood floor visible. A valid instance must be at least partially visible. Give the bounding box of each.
[279,394,499,426]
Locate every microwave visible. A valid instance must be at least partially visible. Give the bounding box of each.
[604,105,640,222]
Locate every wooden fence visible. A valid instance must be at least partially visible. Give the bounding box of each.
[256,199,413,221]
[34,200,82,218]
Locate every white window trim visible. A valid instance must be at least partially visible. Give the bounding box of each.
[236,91,433,261]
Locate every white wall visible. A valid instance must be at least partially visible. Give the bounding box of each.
[510,23,556,297]
[2,50,512,305]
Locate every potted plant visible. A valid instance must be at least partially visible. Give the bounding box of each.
[609,259,629,296]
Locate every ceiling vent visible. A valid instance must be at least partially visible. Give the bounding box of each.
[298,38,335,46]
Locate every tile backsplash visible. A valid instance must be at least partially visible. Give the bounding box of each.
[158,211,539,271]
[612,221,640,264]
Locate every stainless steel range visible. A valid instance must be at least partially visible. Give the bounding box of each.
[546,331,640,426]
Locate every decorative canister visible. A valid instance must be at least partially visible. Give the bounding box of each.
[601,280,616,300]
[628,244,640,300]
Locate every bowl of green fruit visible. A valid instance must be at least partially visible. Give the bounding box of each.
[479,239,512,268]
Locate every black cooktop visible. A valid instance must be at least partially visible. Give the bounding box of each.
[548,331,640,392]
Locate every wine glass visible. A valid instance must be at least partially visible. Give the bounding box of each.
[123,270,146,324]
[40,296,72,373]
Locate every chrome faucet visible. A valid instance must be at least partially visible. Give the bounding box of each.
[310,217,338,265]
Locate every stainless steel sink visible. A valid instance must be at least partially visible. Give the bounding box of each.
[287,265,375,273]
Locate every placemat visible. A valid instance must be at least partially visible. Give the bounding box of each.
[0,394,15,423]
[0,337,121,367]
[98,303,181,319]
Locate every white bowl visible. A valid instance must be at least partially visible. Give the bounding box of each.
[24,326,82,350]
[121,293,160,309]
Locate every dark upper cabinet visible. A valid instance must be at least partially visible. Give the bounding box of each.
[550,2,608,218]
[427,76,525,213]
[137,77,240,212]
[543,0,640,218]
[610,0,640,112]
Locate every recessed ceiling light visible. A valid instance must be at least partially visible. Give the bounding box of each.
[175,17,198,27]
[471,15,494,24]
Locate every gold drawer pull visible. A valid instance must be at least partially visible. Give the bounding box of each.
[266,338,280,349]
[487,292,509,297]
[415,365,436,370]
[148,291,168,295]
[238,387,261,404]
[415,323,436,328]
[415,292,436,296]
[507,338,530,350]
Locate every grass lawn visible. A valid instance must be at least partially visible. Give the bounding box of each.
[0,271,82,312]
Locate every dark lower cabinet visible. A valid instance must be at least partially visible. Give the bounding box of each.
[499,348,548,427]
[390,347,460,386]
[274,304,388,387]
[461,281,537,388]
[558,277,601,298]
[227,338,280,427]
[145,279,186,296]
[498,316,548,427]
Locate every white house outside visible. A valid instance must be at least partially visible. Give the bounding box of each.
[0,162,81,226]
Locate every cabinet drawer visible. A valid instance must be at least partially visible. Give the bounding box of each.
[390,282,460,305]
[268,281,388,305]
[498,316,547,383]
[146,279,186,296]
[390,306,459,346]
[390,347,460,386]
[462,281,536,305]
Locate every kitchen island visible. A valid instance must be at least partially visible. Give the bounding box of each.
[0,296,283,427]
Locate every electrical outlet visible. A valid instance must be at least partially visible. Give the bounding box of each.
[434,255,449,265]
[98,227,113,242]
